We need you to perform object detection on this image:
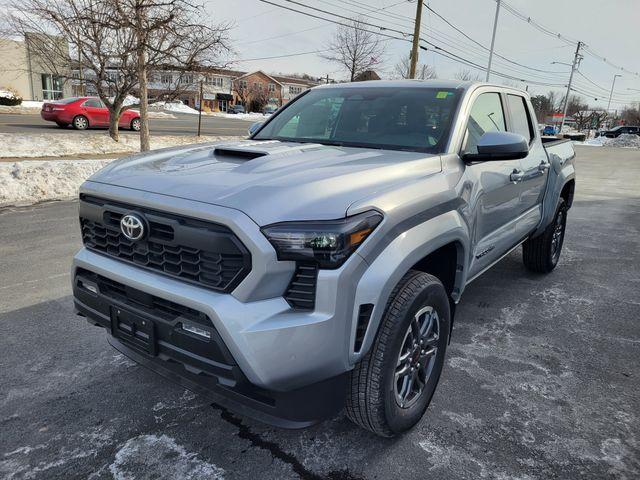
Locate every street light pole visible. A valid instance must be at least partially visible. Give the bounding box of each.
[408,0,424,79]
[486,0,501,82]
[607,74,622,112]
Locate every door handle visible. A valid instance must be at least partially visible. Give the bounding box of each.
[538,161,550,172]
[510,169,525,183]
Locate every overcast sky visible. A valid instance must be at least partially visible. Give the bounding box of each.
[206,0,640,110]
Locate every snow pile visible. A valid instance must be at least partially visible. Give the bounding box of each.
[577,133,640,148]
[0,133,242,158]
[211,111,269,121]
[153,101,201,115]
[605,133,640,148]
[0,159,111,206]
[22,100,44,108]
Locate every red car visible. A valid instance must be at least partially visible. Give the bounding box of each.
[40,97,141,131]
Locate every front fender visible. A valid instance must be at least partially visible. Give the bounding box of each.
[348,210,469,364]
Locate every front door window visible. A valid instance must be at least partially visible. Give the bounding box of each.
[41,74,63,100]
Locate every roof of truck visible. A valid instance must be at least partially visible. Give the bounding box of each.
[313,79,526,95]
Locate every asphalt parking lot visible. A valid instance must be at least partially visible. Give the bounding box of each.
[0,113,255,137]
[1,145,639,480]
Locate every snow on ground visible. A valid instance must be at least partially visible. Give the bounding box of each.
[576,133,640,148]
[0,133,242,206]
[210,111,270,122]
[0,132,240,158]
[0,159,111,207]
[152,101,201,115]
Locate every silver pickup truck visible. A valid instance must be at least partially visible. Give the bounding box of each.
[72,80,575,437]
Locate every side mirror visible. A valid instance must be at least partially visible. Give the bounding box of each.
[463,131,529,162]
[248,121,263,136]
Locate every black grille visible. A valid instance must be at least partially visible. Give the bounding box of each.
[77,268,210,326]
[354,304,374,352]
[284,263,318,310]
[79,195,251,292]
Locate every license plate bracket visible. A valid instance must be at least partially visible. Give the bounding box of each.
[110,306,157,356]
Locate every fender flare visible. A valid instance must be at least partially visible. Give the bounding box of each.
[348,209,470,364]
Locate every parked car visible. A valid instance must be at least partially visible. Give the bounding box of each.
[599,125,640,138]
[262,105,278,115]
[40,97,141,131]
[543,125,558,136]
[228,104,245,114]
[72,81,575,437]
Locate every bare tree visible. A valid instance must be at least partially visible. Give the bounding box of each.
[454,68,482,81]
[321,18,385,82]
[393,54,436,80]
[112,0,231,150]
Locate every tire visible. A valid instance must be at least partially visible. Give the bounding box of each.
[72,115,89,130]
[55,122,68,128]
[130,117,141,131]
[522,198,568,273]
[346,270,450,437]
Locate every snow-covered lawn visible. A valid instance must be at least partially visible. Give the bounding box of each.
[210,111,270,122]
[0,132,241,158]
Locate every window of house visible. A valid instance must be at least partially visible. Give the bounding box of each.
[289,85,303,95]
[507,94,534,142]
[268,83,276,93]
[160,73,172,84]
[462,92,506,155]
[41,74,63,100]
[238,80,248,90]
[179,74,194,84]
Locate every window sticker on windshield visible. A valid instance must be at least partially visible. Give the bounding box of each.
[436,91,453,99]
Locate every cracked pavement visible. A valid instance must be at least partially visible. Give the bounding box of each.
[1,146,639,479]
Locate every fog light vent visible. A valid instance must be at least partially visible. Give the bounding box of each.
[355,304,374,352]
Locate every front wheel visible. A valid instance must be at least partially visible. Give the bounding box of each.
[522,198,568,273]
[346,270,450,437]
[72,115,89,130]
[130,117,141,131]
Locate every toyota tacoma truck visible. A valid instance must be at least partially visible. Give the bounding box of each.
[72,80,575,437]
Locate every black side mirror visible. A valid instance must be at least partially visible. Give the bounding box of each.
[463,131,529,162]
[248,121,263,136]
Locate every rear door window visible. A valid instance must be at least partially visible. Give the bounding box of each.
[462,92,506,155]
[83,99,103,108]
[506,94,534,143]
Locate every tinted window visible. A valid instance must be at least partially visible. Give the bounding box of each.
[255,87,461,153]
[55,97,82,104]
[83,98,103,108]
[507,94,533,142]
[463,92,506,155]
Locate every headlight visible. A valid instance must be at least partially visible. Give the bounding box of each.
[261,211,383,269]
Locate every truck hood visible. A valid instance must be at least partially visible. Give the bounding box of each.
[88,140,442,225]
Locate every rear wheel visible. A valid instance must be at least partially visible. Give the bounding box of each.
[346,270,450,437]
[55,122,68,128]
[72,115,89,130]
[522,198,567,273]
[130,117,141,131]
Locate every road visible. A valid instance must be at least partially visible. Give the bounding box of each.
[1,146,639,480]
[0,112,255,136]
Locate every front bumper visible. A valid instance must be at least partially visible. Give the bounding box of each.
[73,261,352,427]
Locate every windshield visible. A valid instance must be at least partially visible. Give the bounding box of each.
[254,86,461,152]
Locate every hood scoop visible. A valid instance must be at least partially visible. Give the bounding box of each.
[212,140,325,161]
[213,147,268,160]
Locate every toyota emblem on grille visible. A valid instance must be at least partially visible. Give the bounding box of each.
[120,214,145,241]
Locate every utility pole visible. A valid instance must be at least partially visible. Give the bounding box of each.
[326,74,329,84]
[486,0,501,82]
[197,80,203,137]
[559,41,583,133]
[408,0,424,79]
[606,74,622,112]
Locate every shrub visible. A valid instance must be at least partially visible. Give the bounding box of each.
[0,88,23,106]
